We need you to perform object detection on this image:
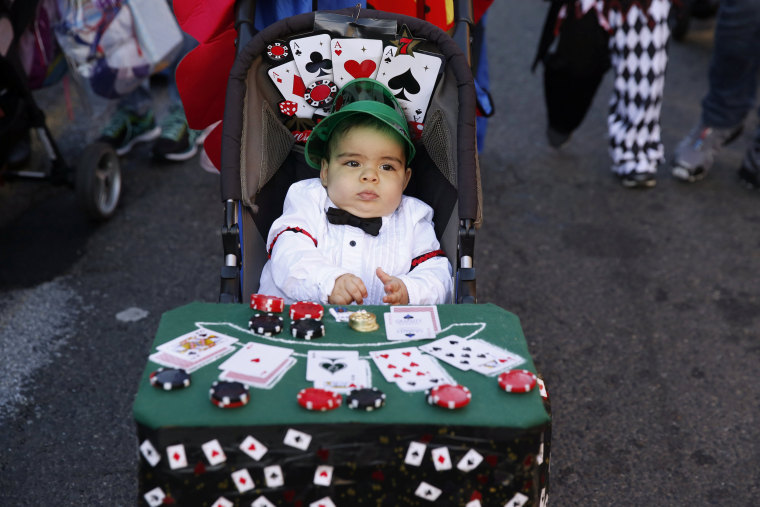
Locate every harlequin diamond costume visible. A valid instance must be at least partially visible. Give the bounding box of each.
[534,0,671,188]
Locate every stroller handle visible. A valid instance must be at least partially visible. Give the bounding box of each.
[234,0,258,56]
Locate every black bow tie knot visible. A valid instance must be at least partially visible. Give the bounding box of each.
[326,207,382,236]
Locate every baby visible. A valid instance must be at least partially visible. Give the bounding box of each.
[258,78,452,305]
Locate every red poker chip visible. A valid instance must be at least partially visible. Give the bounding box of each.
[250,293,285,313]
[265,40,290,62]
[498,369,538,393]
[304,80,338,108]
[427,384,471,409]
[297,387,342,411]
[290,301,324,320]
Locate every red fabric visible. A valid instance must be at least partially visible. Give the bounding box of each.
[173,0,235,43]
[176,28,235,130]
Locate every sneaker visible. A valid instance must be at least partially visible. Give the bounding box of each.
[672,123,743,182]
[98,107,161,156]
[152,105,200,162]
[737,141,760,189]
[617,171,656,189]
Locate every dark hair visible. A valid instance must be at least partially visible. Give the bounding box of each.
[324,113,408,165]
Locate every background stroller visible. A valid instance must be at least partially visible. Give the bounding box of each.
[0,0,122,221]
[186,2,484,305]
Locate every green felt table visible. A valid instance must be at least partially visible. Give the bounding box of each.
[133,302,550,431]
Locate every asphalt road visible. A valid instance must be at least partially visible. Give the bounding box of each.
[1,1,759,505]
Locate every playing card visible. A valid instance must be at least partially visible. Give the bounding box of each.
[537,441,545,465]
[331,38,383,85]
[283,428,311,450]
[467,339,526,376]
[201,438,227,466]
[218,341,293,379]
[166,443,187,470]
[220,357,296,389]
[314,359,372,394]
[390,305,441,332]
[263,464,284,488]
[414,481,442,502]
[239,435,268,461]
[290,33,333,86]
[456,448,484,472]
[267,60,317,119]
[404,441,426,466]
[376,46,443,124]
[313,464,334,486]
[157,328,237,357]
[309,498,336,507]
[419,335,474,371]
[431,446,452,471]
[139,439,160,467]
[466,501,482,507]
[143,487,165,507]
[393,355,454,392]
[505,492,529,507]
[251,496,276,507]
[231,468,255,493]
[211,497,233,507]
[306,350,359,381]
[369,346,425,383]
[384,311,436,340]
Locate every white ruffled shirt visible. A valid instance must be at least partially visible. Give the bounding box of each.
[259,178,452,305]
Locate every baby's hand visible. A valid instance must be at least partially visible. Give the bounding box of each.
[329,273,368,305]
[377,268,409,305]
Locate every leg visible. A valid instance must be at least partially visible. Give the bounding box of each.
[606,0,671,188]
[672,0,760,182]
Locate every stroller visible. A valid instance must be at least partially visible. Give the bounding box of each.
[0,0,122,221]
[214,1,482,305]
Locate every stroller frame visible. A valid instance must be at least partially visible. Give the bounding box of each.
[0,0,122,221]
[218,0,481,304]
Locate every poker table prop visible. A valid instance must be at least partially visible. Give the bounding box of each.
[133,302,551,506]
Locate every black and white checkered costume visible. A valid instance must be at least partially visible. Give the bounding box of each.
[582,0,672,175]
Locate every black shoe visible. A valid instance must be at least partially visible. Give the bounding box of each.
[547,126,572,149]
[737,145,760,189]
[618,171,656,189]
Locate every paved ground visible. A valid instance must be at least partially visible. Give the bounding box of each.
[1,1,758,505]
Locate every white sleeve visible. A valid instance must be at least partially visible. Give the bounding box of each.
[265,183,347,303]
[396,206,453,305]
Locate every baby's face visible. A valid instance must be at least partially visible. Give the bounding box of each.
[320,125,411,218]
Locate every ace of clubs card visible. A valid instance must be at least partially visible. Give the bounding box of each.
[290,33,333,86]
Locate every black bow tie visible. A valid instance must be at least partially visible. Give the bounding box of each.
[326,207,382,236]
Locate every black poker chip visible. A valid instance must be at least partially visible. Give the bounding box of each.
[265,40,290,62]
[346,387,386,411]
[249,312,284,336]
[303,80,338,108]
[290,318,325,340]
[149,367,190,391]
[209,380,249,408]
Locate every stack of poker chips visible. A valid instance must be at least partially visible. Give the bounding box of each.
[209,380,249,408]
[249,294,286,336]
[348,309,379,332]
[289,301,326,340]
[250,293,285,313]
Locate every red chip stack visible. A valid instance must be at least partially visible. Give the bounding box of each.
[289,301,324,320]
[250,294,285,313]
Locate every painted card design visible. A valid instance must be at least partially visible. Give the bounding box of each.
[231,468,255,493]
[404,441,427,466]
[202,438,227,466]
[431,446,452,471]
[139,439,161,467]
[239,434,269,461]
[166,443,188,470]
[263,464,284,488]
[267,60,317,119]
[283,428,311,450]
[414,481,442,501]
[313,464,334,486]
[457,448,484,472]
[331,38,383,84]
[251,496,276,507]
[376,45,443,123]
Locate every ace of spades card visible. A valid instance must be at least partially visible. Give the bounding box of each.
[376,45,443,124]
[331,38,383,84]
[289,33,333,86]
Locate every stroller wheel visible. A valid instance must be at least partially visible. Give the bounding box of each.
[76,142,122,221]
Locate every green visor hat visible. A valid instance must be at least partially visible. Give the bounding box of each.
[304,78,416,169]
